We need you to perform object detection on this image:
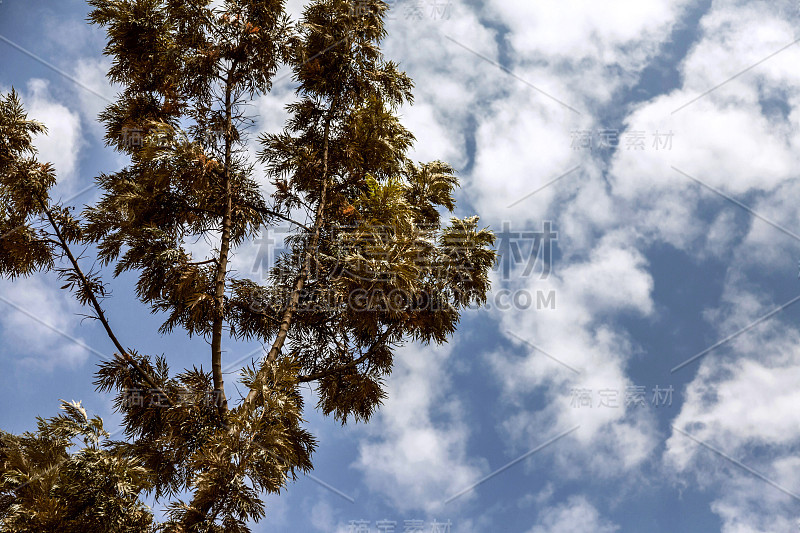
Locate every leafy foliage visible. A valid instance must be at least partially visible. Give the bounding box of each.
[0,401,154,532]
[0,0,496,530]
[0,90,57,278]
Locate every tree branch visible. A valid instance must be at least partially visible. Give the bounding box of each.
[297,324,398,383]
[240,98,338,409]
[246,204,313,232]
[188,258,218,266]
[34,194,174,407]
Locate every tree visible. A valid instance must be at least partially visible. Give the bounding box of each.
[0,0,496,530]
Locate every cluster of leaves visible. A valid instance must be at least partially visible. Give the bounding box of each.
[0,0,496,530]
[0,365,312,533]
[0,89,57,278]
[0,401,154,532]
[93,353,314,531]
[0,90,96,302]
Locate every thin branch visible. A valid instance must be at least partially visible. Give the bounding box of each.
[240,97,339,409]
[297,324,398,383]
[34,194,174,407]
[247,204,313,232]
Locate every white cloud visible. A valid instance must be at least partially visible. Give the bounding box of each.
[664,274,800,532]
[72,56,117,137]
[310,500,337,532]
[400,99,464,170]
[527,496,619,533]
[353,343,485,513]
[666,295,800,467]
[381,1,507,189]
[458,0,696,225]
[466,90,587,224]
[606,1,800,258]
[488,232,657,477]
[484,0,684,66]
[558,236,654,316]
[23,79,84,188]
[458,234,659,506]
[0,277,90,370]
[731,178,800,274]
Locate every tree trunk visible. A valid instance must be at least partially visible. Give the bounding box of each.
[209,77,235,415]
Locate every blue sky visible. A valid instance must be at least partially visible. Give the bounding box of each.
[3,0,800,531]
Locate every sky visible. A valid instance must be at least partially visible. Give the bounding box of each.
[2,0,800,531]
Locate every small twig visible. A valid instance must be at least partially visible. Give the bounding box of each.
[188,259,218,266]
[244,203,313,232]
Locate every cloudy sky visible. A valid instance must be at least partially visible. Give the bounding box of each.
[3,0,800,531]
